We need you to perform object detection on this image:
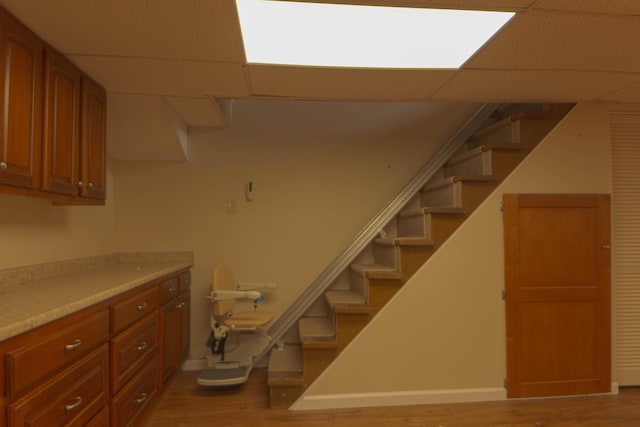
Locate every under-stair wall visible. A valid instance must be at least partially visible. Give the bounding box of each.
[268,103,577,409]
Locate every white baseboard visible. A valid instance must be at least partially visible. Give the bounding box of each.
[290,387,507,411]
[291,383,621,411]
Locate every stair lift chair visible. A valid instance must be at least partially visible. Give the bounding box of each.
[197,264,275,387]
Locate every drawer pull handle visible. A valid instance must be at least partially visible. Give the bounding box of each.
[137,341,148,352]
[65,396,82,411]
[169,286,176,293]
[137,302,147,311]
[135,393,148,404]
[64,339,82,351]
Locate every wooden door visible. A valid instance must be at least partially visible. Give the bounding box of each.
[80,76,106,200]
[0,15,43,189]
[42,49,81,196]
[503,193,611,398]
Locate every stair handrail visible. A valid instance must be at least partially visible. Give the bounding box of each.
[261,103,500,360]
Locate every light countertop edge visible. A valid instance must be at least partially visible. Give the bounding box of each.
[0,260,192,342]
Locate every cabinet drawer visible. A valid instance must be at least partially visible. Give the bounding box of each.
[111,355,158,427]
[111,312,158,394]
[111,286,158,334]
[8,344,109,427]
[179,271,191,292]
[5,310,109,397]
[85,406,109,427]
[159,276,180,304]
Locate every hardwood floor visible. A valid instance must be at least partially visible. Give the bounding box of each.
[147,368,640,426]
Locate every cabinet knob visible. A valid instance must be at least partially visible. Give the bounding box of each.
[136,341,148,352]
[135,393,148,404]
[0,161,7,170]
[137,302,148,311]
[77,181,84,187]
[87,182,95,190]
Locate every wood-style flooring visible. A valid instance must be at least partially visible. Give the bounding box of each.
[146,368,640,426]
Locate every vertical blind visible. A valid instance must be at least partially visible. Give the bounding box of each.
[611,113,640,385]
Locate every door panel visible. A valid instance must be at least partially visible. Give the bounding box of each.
[504,193,611,398]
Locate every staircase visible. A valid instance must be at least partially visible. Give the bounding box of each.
[266,103,573,409]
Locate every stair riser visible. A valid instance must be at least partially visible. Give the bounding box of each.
[368,278,404,310]
[350,270,367,301]
[303,347,337,386]
[397,212,466,240]
[466,119,519,150]
[373,243,399,269]
[459,182,498,214]
[336,312,370,352]
[444,151,489,177]
[420,182,463,208]
[399,246,435,277]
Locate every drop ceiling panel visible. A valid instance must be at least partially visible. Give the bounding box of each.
[0,0,245,61]
[433,70,640,102]
[247,66,456,100]
[466,10,640,72]
[68,56,251,98]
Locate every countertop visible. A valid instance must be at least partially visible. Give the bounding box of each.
[0,252,193,342]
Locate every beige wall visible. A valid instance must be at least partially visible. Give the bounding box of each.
[0,163,116,268]
[295,103,614,409]
[113,100,480,359]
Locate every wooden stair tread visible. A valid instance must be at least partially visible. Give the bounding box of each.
[299,317,335,342]
[423,174,496,192]
[268,344,303,383]
[375,236,434,247]
[398,206,466,219]
[350,263,403,279]
[447,143,523,166]
[325,290,365,308]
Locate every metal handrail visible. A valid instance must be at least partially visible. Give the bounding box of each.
[259,103,499,361]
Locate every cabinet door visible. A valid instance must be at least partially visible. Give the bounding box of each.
[0,15,43,189]
[80,77,106,200]
[42,49,81,196]
[160,300,179,383]
[178,290,190,363]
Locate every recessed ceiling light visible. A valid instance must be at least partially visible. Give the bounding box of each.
[236,0,514,69]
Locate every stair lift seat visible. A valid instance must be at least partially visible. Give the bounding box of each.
[197,264,274,387]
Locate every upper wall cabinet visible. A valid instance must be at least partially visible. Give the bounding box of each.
[0,14,43,191]
[80,77,107,200]
[42,49,81,197]
[0,7,107,204]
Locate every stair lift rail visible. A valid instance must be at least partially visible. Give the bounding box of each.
[259,103,500,362]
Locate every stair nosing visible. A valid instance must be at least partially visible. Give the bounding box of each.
[398,206,466,218]
[423,174,496,192]
[375,236,434,247]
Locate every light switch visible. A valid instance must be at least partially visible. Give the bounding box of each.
[226,199,237,214]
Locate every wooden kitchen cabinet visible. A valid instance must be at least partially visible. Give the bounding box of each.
[0,5,107,203]
[8,345,109,427]
[41,49,107,202]
[159,272,191,385]
[41,48,81,197]
[0,13,43,191]
[5,309,109,398]
[0,268,191,427]
[80,76,107,200]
